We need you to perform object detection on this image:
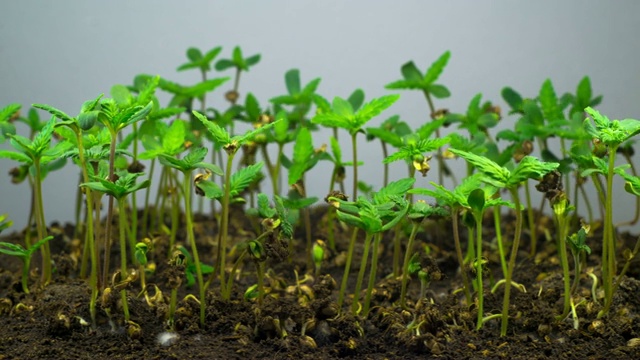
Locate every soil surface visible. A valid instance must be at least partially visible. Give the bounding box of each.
[2,205,640,359]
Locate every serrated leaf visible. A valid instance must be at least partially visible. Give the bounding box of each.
[111,85,133,107]
[193,110,230,145]
[162,120,186,155]
[32,103,74,123]
[576,76,592,108]
[449,148,510,187]
[354,94,400,129]
[374,177,415,204]
[539,79,561,121]
[508,156,559,186]
[196,180,224,200]
[0,150,31,164]
[424,51,451,84]
[230,162,263,196]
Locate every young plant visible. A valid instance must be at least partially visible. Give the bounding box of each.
[365,115,411,186]
[385,51,452,185]
[449,148,558,336]
[155,146,222,326]
[0,233,53,294]
[583,107,640,317]
[399,200,447,309]
[81,171,150,323]
[0,103,19,143]
[329,178,413,316]
[270,69,321,124]
[215,46,261,105]
[567,225,591,295]
[193,110,278,301]
[0,116,67,284]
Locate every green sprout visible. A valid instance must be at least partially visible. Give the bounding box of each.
[0,116,67,284]
[81,171,150,323]
[193,109,278,301]
[583,107,640,317]
[449,148,558,336]
[0,235,54,294]
[385,51,452,185]
[155,145,222,326]
[215,46,261,105]
[0,103,19,143]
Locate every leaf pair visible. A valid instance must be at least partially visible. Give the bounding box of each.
[385,51,451,98]
[312,94,400,135]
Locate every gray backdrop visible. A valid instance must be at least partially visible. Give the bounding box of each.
[1,1,639,232]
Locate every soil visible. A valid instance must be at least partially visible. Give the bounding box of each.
[2,205,640,360]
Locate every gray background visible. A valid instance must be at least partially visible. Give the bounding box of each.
[1,1,639,232]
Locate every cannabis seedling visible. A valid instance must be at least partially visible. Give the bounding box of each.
[193,110,278,301]
[449,148,558,336]
[0,235,54,294]
[81,171,150,323]
[215,46,261,105]
[155,146,222,326]
[583,107,640,317]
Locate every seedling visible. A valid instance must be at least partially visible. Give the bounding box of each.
[215,46,261,105]
[449,148,558,336]
[0,234,53,293]
[0,103,19,143]
[193,110,278,301]
[583,107,640,317]
[386,51,452,185]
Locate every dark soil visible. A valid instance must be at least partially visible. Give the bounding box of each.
[2,205,640,359]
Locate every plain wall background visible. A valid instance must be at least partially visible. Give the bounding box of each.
[1,1,639,232]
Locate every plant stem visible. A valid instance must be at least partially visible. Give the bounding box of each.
[183,170,206,326]
[168,173,179,257]
[493,205,508,278]
[141,158,155,237]
[363,232,382,317]
[337,227,359,310]
[524,182,537,257]
[381,140,389,187]
[33,158,51,284]
[400,222,420,309]
[554,210,571,320]
[501,187,523,337]
[351,132,359,200]
[474,212,484,330]
[599,145,618,317]
[352,232,373,315]
[452,207,472,306]
[102,133,118,288]
[117,199,130,323]
[219,152,236,300]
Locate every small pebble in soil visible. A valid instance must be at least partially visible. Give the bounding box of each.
[157,332,179,347]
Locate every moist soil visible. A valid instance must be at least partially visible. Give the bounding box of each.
[1,205,640,359]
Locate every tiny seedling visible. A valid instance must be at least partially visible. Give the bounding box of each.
[0,235,54,293]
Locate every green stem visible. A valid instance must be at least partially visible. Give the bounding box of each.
[493,205,508,278]
[118,199,130,323]
[524,182,537,256]
[102,133,118,288]
[400,222,420,309]
[219,152,236,301]
[183,170,206,326]
[474,212,484,330]
[338,227,359,310]
[352,232,373,315]
[168,173,179,257]
[554,211,571,320]
[600,145,618,317]
[21,257,30,294]
[381,141,389,187]
[168,287,178,330]
[33,158,50,284]
[351,132,359,200]
[453,207,472,306]
[141,158,155,237]
[363,232,382,317]
[501,187,523,337]
[256,261,265,306]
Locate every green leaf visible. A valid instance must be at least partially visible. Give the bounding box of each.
[401,61,423,81]
[332,97,354,117]
[427,84,451,99]
[273,111,289,143]
[539,79,561,121]
[354,94,400,129]
[508,156,559,186]
[0,242,27,258]
[183,147,208,167]
[245,54,261,67]
[0,103,21,123]
[576,76,592,108]
[501,87,523,112]
[196,180,224,200]
[194,162,223,176]
[348,89,365,111]
[467,189,485,214]
[230,162,263,196]
[374,177,416,204]
[32,103,74,123]
[186,47,203,62]
[162,120,186,155]
[111,85,134,107]
[285,69,301,94]
[424,50,451,84]
[245,93,261,121]
[449,148,510,187]
[215,59,235,71]
[193,110,230,145]
[0,150,32,164]
[288,127,313,185]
